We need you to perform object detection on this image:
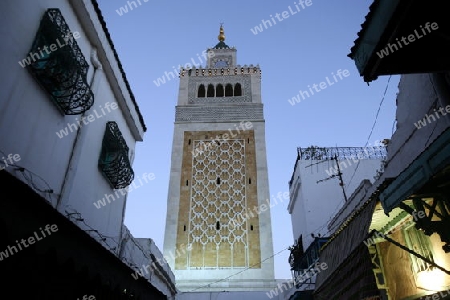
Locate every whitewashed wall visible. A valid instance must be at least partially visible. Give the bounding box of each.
[176,290,285,300]
[328,179,372,234]
[0,0,177,295]
[288,156,383,249]
[384,73,450,179]
[0,0,145,238]
[121,227,177,298]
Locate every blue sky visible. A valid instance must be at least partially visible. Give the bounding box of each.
[96,0,400,280]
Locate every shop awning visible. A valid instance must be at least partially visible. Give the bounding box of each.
[314,199,380,299]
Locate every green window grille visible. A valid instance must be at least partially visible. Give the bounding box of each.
[98,122,134,189]
[27,8,94,115]
[403,223,435,273]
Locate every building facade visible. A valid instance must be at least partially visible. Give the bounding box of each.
[288,146,387,248]
[286,146,386,297]
[163,26,275,292]
[0,0,175,298]
[314,1,450,299]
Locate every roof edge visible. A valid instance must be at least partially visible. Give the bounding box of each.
[90,0,147,132]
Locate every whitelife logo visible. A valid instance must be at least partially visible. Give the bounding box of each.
[250,0,313,35]
[376,22,439,58]
[18,31,81,68]
[153,50,215,87]
[93,172,156,209]
[0,153,21,170]
[55,102,119,139]
[363,210,426,247]
[288,69,350,106]
[131,246,187,280]
[0,224,58,261]
[77,296,95,300]
[413,104,450,129]
[116,0,149,16]
[228,191,290,230]
[266,262,328,298]
[191,121,253,158]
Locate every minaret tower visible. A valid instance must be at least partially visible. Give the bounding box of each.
[163,25,275,292]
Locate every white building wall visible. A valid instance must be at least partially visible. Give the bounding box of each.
[120,227,177,298]
[0,0,145,240]
[328,179,372,234]
[384,73,450,180]
[61,67,137,239]
[0,0,83,207]
[288,154,383,249]
[176,290,285,300]
[1,0,176,296]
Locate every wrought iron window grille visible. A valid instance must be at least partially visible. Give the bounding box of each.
[27,8,94,115]
[98,122,134,189]
[403,221,435,274]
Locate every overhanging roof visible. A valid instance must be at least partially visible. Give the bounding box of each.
[90,0,147,132]
[380,127,450,214]
[0,170,166,299]
[349,0,450,82]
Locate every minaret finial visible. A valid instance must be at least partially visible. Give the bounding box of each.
[218,23,225,42]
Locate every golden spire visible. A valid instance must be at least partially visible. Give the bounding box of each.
[218,24,225,42]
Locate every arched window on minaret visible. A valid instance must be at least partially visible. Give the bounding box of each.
[207,84,215,97]
[225,84,233,97]
[216,84,224,97]
[234,83,242,96]
[198,84,206,97]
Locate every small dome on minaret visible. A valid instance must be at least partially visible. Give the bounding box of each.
[213,24,230,49]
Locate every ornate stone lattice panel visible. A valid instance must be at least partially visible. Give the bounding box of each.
[175,130,261,270]
[188,139,248,268]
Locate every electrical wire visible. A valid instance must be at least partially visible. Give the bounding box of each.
[65,207,154,274]
[302,76,395,242]
[391,119,397,135]
[0,149,55,203]
[180,246,290,294]
[0,150,168,290]
[346,75,392,192]
[423,74,441,148]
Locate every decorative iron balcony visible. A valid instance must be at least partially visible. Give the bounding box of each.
[289,237,329,286]
[98,122,134,189]
[28,8,94,115]
[297,146,387,161]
